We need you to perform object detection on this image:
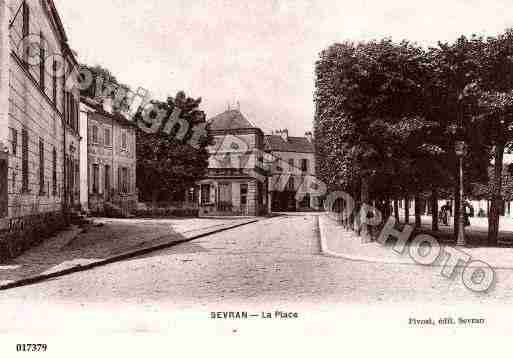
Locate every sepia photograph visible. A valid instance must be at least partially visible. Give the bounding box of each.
[0,0,512,357]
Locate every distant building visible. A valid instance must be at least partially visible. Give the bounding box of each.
[196,109,269,216]
[0,0,81,257]
[264,129,317,211]
[79,97,137,215]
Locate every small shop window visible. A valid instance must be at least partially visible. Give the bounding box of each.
[240,183,248,205]
[201,184,211,205]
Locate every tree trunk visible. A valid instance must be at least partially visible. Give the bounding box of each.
[488,143,505,246]
[385,197,391,222]
[360,176,371,241]
[404,196,410,224]
[414,194,422,228]
[352,201,360,233]
[431,187,439,231]
[394,199,400,222]
[151,188,160,214]
[454,185,460,240]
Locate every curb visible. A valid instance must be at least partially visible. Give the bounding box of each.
[317,214,513,270]
[0,219,260,292]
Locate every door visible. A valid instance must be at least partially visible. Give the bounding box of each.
[218,183,232,212]
[240,183,248,214]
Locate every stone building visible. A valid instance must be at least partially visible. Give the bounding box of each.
[0,0,81,257]
[79,97,137,215]
[264,129,317,211]
[196,109,268,216]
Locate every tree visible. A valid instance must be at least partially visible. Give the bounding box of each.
[425,36,491,239]
[79,63,131,112]
[135,92,211,205]
[477,29,513,245]
[315,39,434,235]
[315,35,492,243]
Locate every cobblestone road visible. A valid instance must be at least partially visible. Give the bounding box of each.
[1,213,512,333]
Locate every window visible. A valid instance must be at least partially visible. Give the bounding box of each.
[22,1,29,67]
[104,128,111,147]
[288,159,294,170]
[240,183,248,206]
[65,92,79,132]
[52,147,57,196]
[92,164,99,194]
[121,131,127,150]
[200,184,211,205]
[121,167,128,193]
[52,60,57,104]
[22,128,28,192]
[92,125,98,143]
[39,32,45,91]
[104,165,111,196]
[301,159,308,172]
[39,138,44,194]
[10,128,17,155]
[287,177,295,191]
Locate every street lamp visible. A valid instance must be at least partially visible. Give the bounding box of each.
[449,124,467,246]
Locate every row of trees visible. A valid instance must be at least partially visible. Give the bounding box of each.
[80,64,211,204]
[314,29,513,246]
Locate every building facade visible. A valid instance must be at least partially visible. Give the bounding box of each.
[79,97,137,215]
[0,0,80,258]
[264,129,317,211]
[197,109,268,216]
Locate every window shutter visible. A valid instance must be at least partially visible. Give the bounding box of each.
[127,168,131,193]
[118,166,121,193]
[22,128,28,192]
[40,32,45,90]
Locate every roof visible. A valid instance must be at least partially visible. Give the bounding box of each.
[208,110,256,131]
[46,1,78,65]
[80,96,137,128]
[264,135,315,153]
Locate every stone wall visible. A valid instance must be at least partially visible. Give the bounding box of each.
[6,0,80,217]
[0,0,80,260]
[0,210,69,262]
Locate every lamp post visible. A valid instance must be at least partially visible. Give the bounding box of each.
[455,140,467,246]
[449,124,466,246]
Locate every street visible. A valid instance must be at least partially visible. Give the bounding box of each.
[1,213,512,313]
[0,213,503,358]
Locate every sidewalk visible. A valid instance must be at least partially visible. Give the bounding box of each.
[318,214,513,269]
[0,217,260,287]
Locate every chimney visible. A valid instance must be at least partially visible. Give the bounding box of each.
[305,131,313,142]
[279,129,288,142]
[103,97,113,114]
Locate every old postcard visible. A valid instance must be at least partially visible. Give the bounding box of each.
[0,0,511,357]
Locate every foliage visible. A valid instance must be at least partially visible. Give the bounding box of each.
[135,92,211,202]
[79,63,131,112]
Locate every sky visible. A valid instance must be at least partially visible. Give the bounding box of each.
[53,0,513,136]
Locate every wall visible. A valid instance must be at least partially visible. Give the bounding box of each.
[86,110,137,214]
[268,150,316,209]
[0,0,80,260]
[7,0,79,218]
[79,107,88,209]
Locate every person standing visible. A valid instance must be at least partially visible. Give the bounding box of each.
[440,201,452,226]
[463,199,474,227]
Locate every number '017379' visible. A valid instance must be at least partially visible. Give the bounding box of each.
[16,344,48,352]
